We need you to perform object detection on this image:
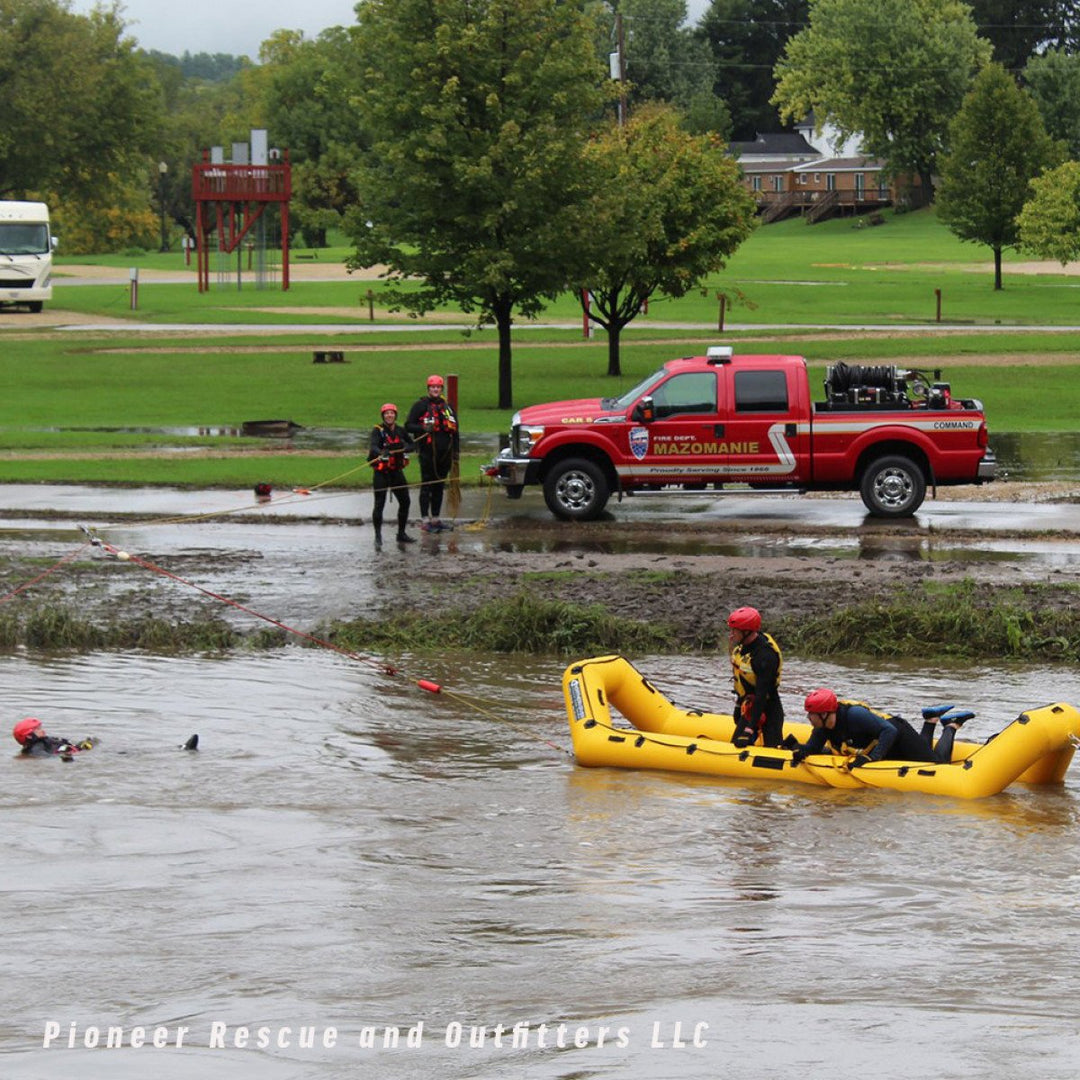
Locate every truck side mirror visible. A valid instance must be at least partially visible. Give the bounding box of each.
[633,396,655,423]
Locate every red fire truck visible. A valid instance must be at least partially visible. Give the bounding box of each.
[485,347,996,520]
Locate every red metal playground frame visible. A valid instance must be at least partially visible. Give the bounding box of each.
[192,150,292,292]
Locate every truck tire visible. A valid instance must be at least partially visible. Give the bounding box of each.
[860,455,926,517]
[505,484,524,500]
[543,458,609,521]
[28,301,43,313]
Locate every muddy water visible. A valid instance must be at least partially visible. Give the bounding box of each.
[3,649,1080,1079]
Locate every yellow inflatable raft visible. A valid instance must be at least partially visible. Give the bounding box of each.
[563,655,1080,799]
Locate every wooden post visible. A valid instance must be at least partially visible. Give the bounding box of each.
[935,288,942,323]
[717,293,726,332]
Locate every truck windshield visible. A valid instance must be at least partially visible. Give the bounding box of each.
[605,369,666,412]
[0,223,49,256]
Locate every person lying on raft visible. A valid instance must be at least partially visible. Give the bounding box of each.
[790,689,972,768]
[12,718,93,757]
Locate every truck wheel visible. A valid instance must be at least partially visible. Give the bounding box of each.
[28,302,43,313]
[505,484,524,500]
[860,455,926,517]
[543,458,609,521]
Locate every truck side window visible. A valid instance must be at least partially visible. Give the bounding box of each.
[651,372,717,418]
[734,370,788,412]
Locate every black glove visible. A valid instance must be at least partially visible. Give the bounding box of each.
[380,451,390,462]
[790,747,808,766]
[732,728,753,749]
[848,754,871,769]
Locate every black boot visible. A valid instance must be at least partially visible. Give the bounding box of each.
[397,531,416,544]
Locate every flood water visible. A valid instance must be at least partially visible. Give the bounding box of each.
[4,648,1080,1079]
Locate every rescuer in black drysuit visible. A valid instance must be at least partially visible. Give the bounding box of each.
[727,606,785,748]
[405,374,459,533]
[792,690,971,767]
[369,403,417,548]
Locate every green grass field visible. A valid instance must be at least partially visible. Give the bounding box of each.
[3,206,1074,489]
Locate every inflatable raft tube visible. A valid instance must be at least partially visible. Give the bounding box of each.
[563,655,1080,799]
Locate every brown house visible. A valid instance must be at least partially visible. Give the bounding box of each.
[729,119,904,223]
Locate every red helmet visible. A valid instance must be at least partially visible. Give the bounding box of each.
[380,403,398,416]
[804,688,838,714]
[13,717,43,745]
[426,375,444,389]
[727,606,761,631]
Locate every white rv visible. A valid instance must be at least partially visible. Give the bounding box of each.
[0,201,55,312]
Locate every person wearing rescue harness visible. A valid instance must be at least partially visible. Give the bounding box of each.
[405,374,459,533]
[13,717,93,757]
[369,403,416,548]
[727,606,785,748]
[791,688,971,767]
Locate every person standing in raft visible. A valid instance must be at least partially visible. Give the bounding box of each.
[368,403,416,548]
[727,606,785,748]
[13,718,93,757]
[405,374,459,533]
[791,689,971,767]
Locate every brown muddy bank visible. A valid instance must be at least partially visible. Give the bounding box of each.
[3,488,1079,658]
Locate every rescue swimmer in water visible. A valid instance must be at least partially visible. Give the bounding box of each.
[13,718,199,759]
[13,718,94,759]
[727,606,785,748]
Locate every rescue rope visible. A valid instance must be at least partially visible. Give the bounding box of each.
[74,532,569,756]
[581,713,770,761]
[0,541,93,606]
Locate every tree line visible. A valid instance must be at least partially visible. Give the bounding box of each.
[2,0,1080,402]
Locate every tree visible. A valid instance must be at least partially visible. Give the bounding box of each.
[575,106,756,375]
[599,0,719,114]
[1024,48,1080,159]
[771,0,991,202]
[258,28,367,246]
[696,0,809,140]
[0,0,163,203]
[937,65,1060,289]
[347,0,610,410]
[1017,161,1080,267]
[967,0,1073,73]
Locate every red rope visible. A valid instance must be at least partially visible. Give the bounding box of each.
[99,542,400,676]
[0,542,93,606]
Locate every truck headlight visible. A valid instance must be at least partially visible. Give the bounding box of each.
[514,425,545,457]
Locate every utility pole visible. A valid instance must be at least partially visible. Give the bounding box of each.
[158,161,169,252]
[615,10,627,127]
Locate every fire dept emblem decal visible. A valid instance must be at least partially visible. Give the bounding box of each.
[629,426,649,460]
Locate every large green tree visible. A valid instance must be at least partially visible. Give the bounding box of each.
[968,0,1072,72]
[575,105,756,375]
[1024,48,1080,159]
[697,0,809,140]
[772,0,991,202]
[347,0,610,410]
[258,28,367,247]
[937,64,1060,289]
[0,0,162,202]
[1017,161,1080,267]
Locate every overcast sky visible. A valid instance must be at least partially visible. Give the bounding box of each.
[71,1,711,60]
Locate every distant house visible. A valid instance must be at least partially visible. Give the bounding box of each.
[729,118,908,223]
